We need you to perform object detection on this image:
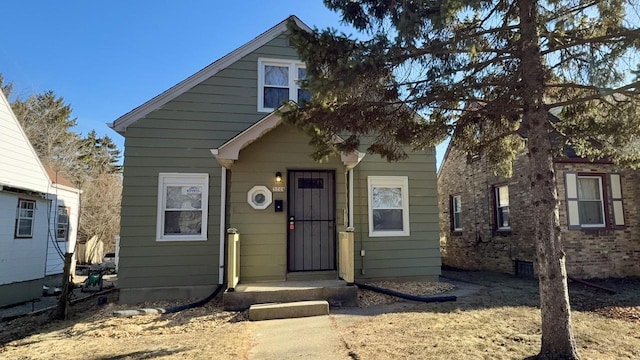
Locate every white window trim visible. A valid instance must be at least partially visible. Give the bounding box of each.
[577,175,606,228]
[367,176,410,237]
[494,185,511,231]
[56,206,69,242]
[156,173,209,242]
[16,199,36,238]
[452,195,462,231]
[257,57,306,112]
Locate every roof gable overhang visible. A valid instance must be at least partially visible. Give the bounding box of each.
[109,15,311,135]
[211,106,365,170]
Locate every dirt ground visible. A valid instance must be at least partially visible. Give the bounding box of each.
[1,271,639,360]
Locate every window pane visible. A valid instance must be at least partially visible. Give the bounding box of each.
[58,207,69,224]
[373,209,403,230]
[164,210,202,235]
[264,65,288,86]
[57,227,68,240]
[19,209,34,218]
[297,67,306,80]
[578,178,600,200]
[453,213,461,229]
[498,207,510,228]
[20,201,35,209]
[578,201,603,224]
[264,87,289,108]
[297,89,312,104]
[497,186,509,206]
[166,186,202,210]
[18,219,32,235]
[372,187,402,209]
[453,196,461,213]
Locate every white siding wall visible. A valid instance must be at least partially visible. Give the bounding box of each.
[0,91,50,193]
[45,185,81,275]
[0,192,49,285]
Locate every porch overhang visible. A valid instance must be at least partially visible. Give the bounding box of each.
[210,107,365,169]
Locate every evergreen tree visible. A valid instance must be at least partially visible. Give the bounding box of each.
[284,1,640,359]
[11,91,81,174]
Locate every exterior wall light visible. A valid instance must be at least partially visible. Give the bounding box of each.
[275,171,282,183]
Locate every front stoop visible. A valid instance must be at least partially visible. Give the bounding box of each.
[249,300,329,321]
[223,280,357,311]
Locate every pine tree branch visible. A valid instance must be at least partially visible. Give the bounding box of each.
[542,28,640,55]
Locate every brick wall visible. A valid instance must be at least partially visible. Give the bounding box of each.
[438,147,640,278]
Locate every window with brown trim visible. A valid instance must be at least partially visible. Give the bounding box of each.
[494,185,510,231]
[451,195,462,232]
[15,199,35,238]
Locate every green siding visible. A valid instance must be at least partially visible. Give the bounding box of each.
[118,28,440,294]
[229,124,348,282]
[352,141,441,280]
[118,33,298,291]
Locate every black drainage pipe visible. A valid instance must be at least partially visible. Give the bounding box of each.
[113,284,224,317]
[353,283,457,303]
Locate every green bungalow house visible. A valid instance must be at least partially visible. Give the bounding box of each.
[110,16,441,305]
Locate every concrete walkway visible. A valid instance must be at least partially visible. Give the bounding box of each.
[249,315,351,360]
[247,275,484,359]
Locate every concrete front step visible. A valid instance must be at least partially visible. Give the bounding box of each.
[223,280,357,311]
[249,300,329,321]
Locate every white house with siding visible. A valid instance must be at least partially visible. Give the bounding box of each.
[0,90,80,307]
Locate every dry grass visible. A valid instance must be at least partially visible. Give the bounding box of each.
[336,272,640,360]
[0,297,253,360]
[2,272,640,359]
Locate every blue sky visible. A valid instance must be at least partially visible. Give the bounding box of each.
[1,1,448,168]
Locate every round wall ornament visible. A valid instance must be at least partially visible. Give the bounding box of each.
[247,185,272,210]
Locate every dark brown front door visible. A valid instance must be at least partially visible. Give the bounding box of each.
[287,170,336,272]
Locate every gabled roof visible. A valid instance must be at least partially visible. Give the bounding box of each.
[0,91,50,194]
[109,15,311,135]
[211,105,365,170]
[44,165,79,191]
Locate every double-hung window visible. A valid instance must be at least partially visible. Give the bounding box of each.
[577,176,605,227]
[15,199,35,238]
[494,185,511,230]
[157,173,209,241]
[367,176,410,237]
[56,206,69,241]
[565,172,624,228]
[451,195,462,232]
[258,58,310,112]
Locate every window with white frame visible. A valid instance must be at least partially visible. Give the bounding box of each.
[451,195,462,231]
[157,173,209,241]
[368,176,410,237]
[576,176,605,226]
[15,199,35,238]
[258,58,310,112]
[494,185,510,230]
[56,206,69,241]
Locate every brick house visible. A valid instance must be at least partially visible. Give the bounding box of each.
[438,141,640,278]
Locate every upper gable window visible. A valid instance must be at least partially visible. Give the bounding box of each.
[258,58,310,112]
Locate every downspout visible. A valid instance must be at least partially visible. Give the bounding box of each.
[218,166,226,285]
[348,169,354,228]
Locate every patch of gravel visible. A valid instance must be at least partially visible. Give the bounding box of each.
[357,281,455,307]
